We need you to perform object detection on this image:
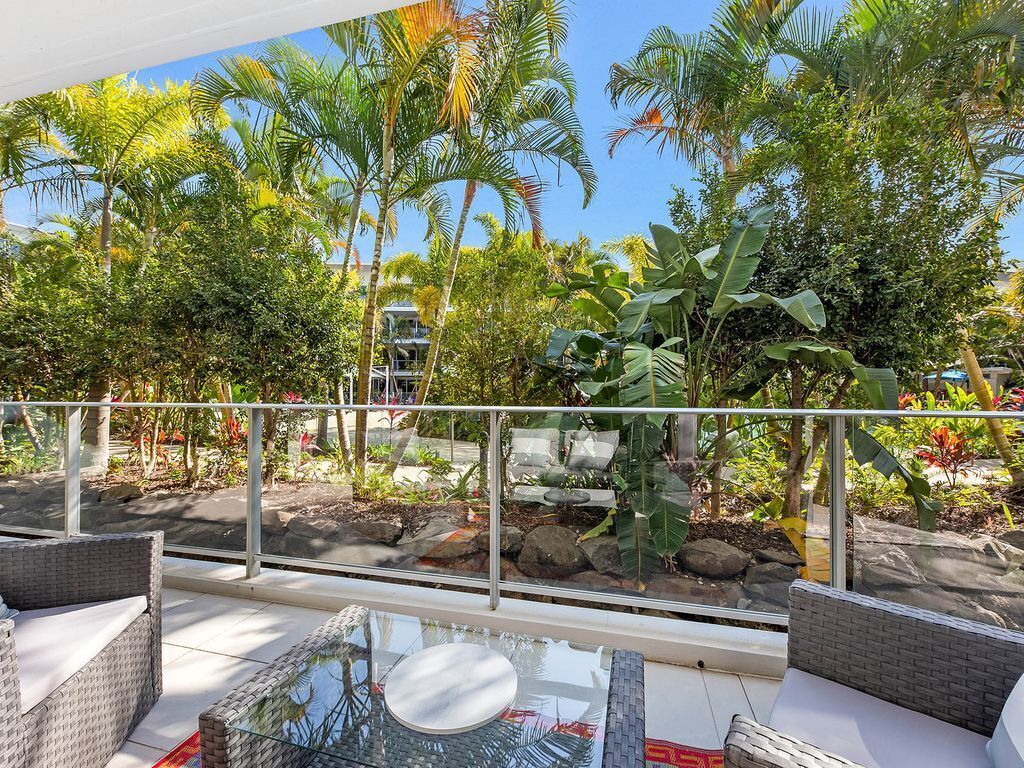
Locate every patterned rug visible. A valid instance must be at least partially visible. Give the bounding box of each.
[151,732,724,768]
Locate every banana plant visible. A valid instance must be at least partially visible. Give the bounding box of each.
[543,206,830,581]
[543,206,941,583]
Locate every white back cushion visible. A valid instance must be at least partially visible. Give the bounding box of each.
[990,675,1024,768]
[566,429,619,471]
[509,428,560,468]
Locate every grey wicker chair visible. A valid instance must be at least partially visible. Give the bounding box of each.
[724,579,1024,768]
[0,532,163,768]
[200,604,646,768]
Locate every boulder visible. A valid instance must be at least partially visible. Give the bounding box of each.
[579,536,624,577]
[286,515,341,539]
[398,518,479,560]
[870,585,1009,629]
[679,539,749,579]
[858,546,926,590]
[349,520,404,545]
[565,570,628,592]
[98,483,144,503]
[647,574,746,608]
[516,525,588,578]
[743,562,798,606]
[473,525,524,557]
[754,548,804,567]
[999,530,1024,550]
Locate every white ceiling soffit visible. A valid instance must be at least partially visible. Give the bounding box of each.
[0,0,415,104]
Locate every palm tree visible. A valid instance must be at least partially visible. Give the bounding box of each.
[607,0,800,175]
[323,0,488,469]
[384,0,596,471]
[0,101,61,232]
[36,76,199,468]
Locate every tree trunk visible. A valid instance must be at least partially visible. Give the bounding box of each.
[709,410,728,518]
[16,403,43,454]
[386,181,477,472]
[961,343,1024,487]
[340,180,364,275]
[354,132,394,470]
[334,382,352,465]
[100,189,113,274]
[83,377,111,470]
[782,365,806,518]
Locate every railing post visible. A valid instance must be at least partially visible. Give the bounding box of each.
[246,407,263,579]
[828,414,847,590]
[64,405,81,537]
[488,411,501,610]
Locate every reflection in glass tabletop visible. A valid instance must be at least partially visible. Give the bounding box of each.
[228,608,613,767]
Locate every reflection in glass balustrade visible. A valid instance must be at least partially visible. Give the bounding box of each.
[0,403,66,532]
[498,412,835,618]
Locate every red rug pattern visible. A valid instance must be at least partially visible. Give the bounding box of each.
[151,731,724,768]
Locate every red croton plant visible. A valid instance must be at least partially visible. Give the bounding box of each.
[915,426,979,488]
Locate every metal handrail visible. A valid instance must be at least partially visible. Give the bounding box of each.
[2,399,1022,628]
[4,400,1024,419]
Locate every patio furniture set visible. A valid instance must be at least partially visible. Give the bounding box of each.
[0,533,1021,768]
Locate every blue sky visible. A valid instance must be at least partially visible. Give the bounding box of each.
[6,0,1022,265]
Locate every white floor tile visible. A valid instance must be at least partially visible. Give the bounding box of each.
[129,649,264,751]
[161,589,203,614]
[161,643,191,665]
[644,662,719,749]
[104,740,164,768]
[198,602,338,662]
[740,675,781,723]
[161,593,269,649]
[702,670,754,742]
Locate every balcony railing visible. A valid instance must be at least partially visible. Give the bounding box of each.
[2,401,1023,629]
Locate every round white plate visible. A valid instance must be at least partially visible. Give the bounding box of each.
[384,644,518,735]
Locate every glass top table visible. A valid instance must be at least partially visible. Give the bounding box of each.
[226,607,619,768]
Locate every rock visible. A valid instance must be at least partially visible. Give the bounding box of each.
[754,548,804,567]
[578,536,624,577]
[858,546,926,590]
[679,539,749,579]
[565,570,628,592]
[516,525,588,578]
[473,525,524,557]
[98,483,144,503]
[398,518,479,560]
[999,530,1024,550]
[870,585,1009,629]
[647,574,746,608]
[743,562,798,606]
[640,609,679,620]
[286,515,341,539]
[349,520,404,545]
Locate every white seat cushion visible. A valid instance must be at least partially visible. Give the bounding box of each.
[769,668,991,768]
[13,596,147,713]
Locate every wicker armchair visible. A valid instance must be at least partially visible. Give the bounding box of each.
[724,580,1024,768]
[0,533,163,768]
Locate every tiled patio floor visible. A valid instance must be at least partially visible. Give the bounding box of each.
[106,588,781,767]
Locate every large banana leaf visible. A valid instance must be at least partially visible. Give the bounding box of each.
[702,205,773,314]
[616,508,658,585]
[764,340,857,368]
[617,340,686,410]
[717,289,826,331]
[847,423,941,531]
[852,366,899,411]
[615,289,686,336]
